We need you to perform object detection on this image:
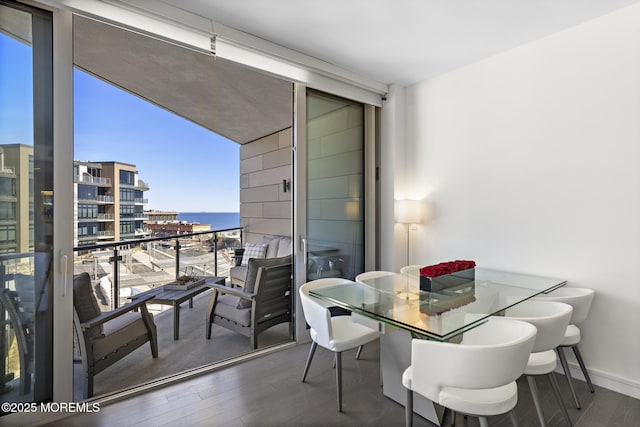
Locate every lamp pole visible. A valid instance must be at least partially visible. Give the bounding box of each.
[406,223,411,266]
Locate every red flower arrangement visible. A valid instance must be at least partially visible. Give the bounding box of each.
[419,260,476,278]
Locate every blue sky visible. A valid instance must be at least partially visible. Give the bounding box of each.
[0,33,33,146]
[1,33,239,212]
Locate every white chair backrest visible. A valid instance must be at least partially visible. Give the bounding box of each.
[411,317,537,402]
[534,287,594,325]
[505,300,572,353]
[299,278,353,347]
[399,265,423,275]
[355,271,395,282]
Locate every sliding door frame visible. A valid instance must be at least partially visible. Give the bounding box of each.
[292,83,378,343]
[2,1,74,425]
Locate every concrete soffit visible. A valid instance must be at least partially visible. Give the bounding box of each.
[57,0,388,106]
[73,14,293,145]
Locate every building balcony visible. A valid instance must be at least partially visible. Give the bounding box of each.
[77,195,115,204]
[136,179,149,190]
[96,230,115,238]
[119,214,148,220]
[75,175,112,186]
[77,197,97,203]
[97,213,115,221]
[77,235,98,244]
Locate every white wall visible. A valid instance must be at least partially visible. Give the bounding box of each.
[404,4,640,397]
[380,84,406,272]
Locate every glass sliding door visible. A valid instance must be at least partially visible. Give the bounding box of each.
[0,0,54,410]
[304,89,365,280]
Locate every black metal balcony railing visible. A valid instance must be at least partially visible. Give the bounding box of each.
[73,227,243,309]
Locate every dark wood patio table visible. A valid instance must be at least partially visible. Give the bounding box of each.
[130,276,225,340]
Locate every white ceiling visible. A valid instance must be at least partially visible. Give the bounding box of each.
[161,0,640,86]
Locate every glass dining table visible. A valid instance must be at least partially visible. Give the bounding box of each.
[309,267,566,341]
[309,267,566,424]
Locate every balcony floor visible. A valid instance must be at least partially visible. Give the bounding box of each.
[77,291,292,399]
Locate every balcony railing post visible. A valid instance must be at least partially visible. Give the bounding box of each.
[175,238,180,280]
[109,249,121,309]
[213,233,219,276]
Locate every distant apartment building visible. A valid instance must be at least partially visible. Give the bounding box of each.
[0,144,34,254]
[74,161,149,247]
[146,210,178,223]
[145,210,211,236]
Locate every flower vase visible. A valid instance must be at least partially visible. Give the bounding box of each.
[419,268,475,293]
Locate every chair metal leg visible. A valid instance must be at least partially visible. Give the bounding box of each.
[478,416,489,427]
[571,345,594,393]
[86,370,94,399]
[547,372,573,426]
[405,388,413,427]
[557,347,581,409]
[509,409,520,427]
[527,375,547,427]
[356,345,363,360]
[301,341,317,382]
[336,351,343,412]
[450,409,456,426]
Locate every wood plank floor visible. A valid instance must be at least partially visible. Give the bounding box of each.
[49,339,640,427]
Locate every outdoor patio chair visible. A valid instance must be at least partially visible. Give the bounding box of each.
[206,255,293,349]
[73,272,158,398]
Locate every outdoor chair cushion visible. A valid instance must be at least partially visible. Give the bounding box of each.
[262,236,293,258]
[216,294,251,326]
[237,255,293,309]
[230,236,293,287]
[230,265,248,284]
[73,272,103,338]
[93,312,150,360]
[240,242,268,266]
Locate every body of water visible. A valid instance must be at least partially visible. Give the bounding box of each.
[178,212,240,230]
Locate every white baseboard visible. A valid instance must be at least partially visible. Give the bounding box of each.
[556,361,640,400]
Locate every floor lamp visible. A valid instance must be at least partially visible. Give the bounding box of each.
[396,199,421,266]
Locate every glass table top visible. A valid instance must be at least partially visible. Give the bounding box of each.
[309,267,566,341]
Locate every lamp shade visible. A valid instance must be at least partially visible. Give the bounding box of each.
[396,199,421,224]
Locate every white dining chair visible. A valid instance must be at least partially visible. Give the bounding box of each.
[399,265,423,276]
[535,287,595,408]
[505,300,574,427]
[355,270,395,282]
[402,317,537,427]
[299,278,380,411]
